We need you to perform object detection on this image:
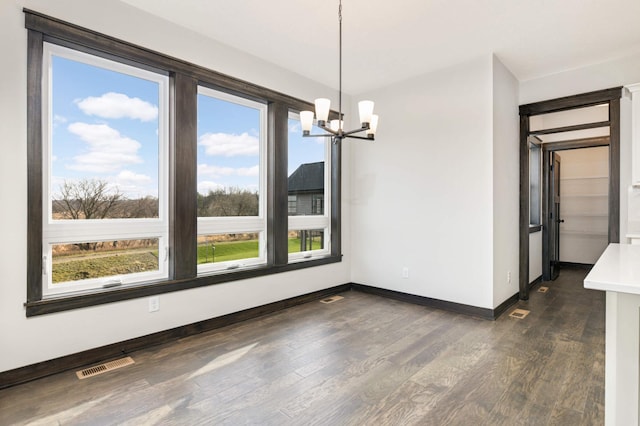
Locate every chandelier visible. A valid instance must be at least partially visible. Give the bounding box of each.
[300,0,378,142]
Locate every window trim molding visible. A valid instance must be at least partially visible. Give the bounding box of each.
[286,112,332,260]
[196,86,269,274]
[41,42,171,295]
[24,9,343,317]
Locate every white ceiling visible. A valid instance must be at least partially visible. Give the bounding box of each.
[121,0,640,95]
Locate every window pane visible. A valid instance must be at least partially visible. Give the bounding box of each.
[197,233,260,264]
[50,53,161,219]
[197,90,262,217]
[288,229,325,254]
[529,142,541,225]
[288,117,326,216]
[52,238,159,284]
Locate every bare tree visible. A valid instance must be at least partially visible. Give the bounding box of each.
[197,187,259,217]
[57,179,123,220]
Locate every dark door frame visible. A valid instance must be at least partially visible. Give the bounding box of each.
[519,87,622,300]
[541,137,611,281]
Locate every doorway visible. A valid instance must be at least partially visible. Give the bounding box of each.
[541,144,610,281]
[518,88,622,300]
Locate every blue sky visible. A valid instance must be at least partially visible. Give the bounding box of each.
[51,54,325,199]
[52,55,160,199]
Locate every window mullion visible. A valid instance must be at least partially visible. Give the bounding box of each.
[172,73,198,280]
[269,102,289,266]
[330,139,342,258]
[27,29,44,302]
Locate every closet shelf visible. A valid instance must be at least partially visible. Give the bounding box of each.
[562,194,608,198]
[560,229,608,236]
[560,176,608,181]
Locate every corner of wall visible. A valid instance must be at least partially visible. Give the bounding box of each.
[491,55,521,308]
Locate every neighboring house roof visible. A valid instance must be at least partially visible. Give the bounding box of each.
[288,161,324,194]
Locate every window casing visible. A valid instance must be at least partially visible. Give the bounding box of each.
[529,138,542,226]
[196,87,267,273]
[287,112,331,261]
[25,10,342,316]
[41,42,169,296]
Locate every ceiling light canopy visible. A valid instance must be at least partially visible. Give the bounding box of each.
[300,0,378,142]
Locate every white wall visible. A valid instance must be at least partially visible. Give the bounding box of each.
[0,0,352,373]
[350,55,496,309]
[492,56,520,307]
[520,51,640,105]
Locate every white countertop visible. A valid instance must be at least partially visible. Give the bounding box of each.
[585,243,640,295]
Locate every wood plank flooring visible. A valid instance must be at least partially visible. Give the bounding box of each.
[0,266,604,425]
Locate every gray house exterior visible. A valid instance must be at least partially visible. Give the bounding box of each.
[287,161,324,216]
[287,161,325,251]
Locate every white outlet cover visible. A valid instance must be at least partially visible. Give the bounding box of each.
[402,267,409,278]
[148,296,159,312]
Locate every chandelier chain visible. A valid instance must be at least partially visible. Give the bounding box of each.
[338,0,342,133]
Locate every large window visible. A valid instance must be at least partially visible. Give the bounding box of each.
[25,11,342,316]
[42,43,168,296]
[196,87,267,272]
[287,113,330,260]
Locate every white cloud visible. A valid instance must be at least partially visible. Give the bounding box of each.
[197,164,235,178]
[197,163,259,179]
[66,122,142,173]
[236,165,259,176]
[113,170,155,197]
[116,170,152,185]
[288,121,301,133]
[53,114,67,127]
[76,92,158,122]
[198,181,224,194]
[199,132,259,157]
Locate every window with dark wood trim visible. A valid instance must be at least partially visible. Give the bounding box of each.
[24,9,342,317]
[529,138,542,226]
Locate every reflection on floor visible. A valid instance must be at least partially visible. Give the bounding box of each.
[0,266,603,425]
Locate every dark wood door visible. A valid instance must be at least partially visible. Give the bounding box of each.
[549,152,563,280]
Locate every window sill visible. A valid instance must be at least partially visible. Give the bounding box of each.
[529,224,542,233]
[25,255,342,317]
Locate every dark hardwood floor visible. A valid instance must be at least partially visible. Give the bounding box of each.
[0,266,604,425]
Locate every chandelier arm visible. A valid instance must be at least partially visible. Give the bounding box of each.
[303,133,339,138]
[343,134,375,141]
[341,127,369,137]
[316,123,340,135]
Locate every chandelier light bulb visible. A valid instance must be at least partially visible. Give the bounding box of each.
[358,100,374,125]
[367,114,379,137]
[300,110,314,133]
[314,98,331,123]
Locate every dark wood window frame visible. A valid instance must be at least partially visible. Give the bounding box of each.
[24,9,342,317]
[529,136,542,226]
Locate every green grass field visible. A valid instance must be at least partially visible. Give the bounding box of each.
[52,251,159,283]
[197,240,259,264]
[196,237,323,264]
[51,236,325,284]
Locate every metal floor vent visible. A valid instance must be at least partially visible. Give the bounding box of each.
[538,286,549,293]
[320,295,344,304]
[509,308,530,319]
[76,356,135,380]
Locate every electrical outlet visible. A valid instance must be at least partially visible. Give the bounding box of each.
[402,267,409,279]
[148,296,160,312]
[507,271,512,284]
